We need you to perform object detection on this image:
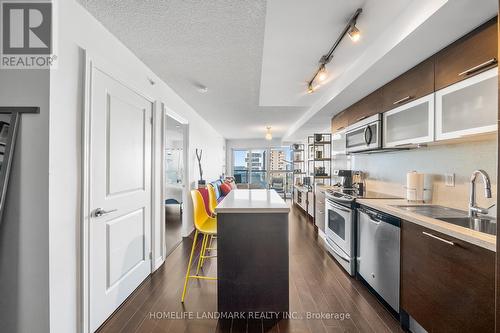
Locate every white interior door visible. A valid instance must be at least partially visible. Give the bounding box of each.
[89,68,153,331]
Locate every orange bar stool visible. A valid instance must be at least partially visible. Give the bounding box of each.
[181,190,217,303]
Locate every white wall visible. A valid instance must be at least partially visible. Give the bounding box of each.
[49,1,225,332]
[0,71,50,333]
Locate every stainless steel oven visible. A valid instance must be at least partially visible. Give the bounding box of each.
[324,193,355,275]
[345,114,382,153]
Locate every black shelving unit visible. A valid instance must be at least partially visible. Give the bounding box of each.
[308,134,332,187]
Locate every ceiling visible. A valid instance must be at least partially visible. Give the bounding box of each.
[259,0,411,107]
[78,0,305,139]
[77,0,498,141]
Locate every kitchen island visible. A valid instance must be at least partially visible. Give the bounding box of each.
[215,189,290,315]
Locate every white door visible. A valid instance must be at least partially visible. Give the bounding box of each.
[89,68,153,331]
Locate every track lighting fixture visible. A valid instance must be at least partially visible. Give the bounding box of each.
[306,8,362,93]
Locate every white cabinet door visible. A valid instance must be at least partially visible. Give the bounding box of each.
[383,94,434,147]
[307,191,314,217]
[332,129,346,155]
[436,67,498,140]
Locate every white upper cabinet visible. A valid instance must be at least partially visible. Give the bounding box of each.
[435,67,498,140]
[383,94,434,148]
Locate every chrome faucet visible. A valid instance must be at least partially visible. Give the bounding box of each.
[469,170,492,217]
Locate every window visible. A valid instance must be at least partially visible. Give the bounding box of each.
[232,146,292,197]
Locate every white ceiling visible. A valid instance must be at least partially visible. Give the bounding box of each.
[259,0,412,107]
[77,0,498,141]
[78,0,306,140]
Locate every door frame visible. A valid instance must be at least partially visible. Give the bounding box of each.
[80,51,157,333]
[160,104,189,260]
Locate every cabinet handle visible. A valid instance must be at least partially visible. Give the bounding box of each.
[393,96,413,105]
[422,231,455,246]
[356,115,368,122]
[336,126,345,131]
[458,58,497,76]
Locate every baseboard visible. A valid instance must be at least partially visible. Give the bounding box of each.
[154,256,164,270]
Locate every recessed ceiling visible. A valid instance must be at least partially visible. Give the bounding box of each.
[77,0,497,141]
[259,0,412,107]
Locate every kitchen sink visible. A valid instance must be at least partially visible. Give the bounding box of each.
[391,204,497,236]
[437,217,496,236]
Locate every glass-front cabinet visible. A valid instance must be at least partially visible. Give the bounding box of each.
[435,67,498,140]
[383,94,434,147]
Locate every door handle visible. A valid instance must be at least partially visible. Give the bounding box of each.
[422,231,455,246]
[363,126,373,145]
[458,58,497,76]
[92,208,117,218]
[393,96,413,105]
[326,238,350,262]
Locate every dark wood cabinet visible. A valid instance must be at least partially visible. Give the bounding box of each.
[346,89,382,126]
[380,58,435,112]
[331,110,348,133]
[330,18,497,137]
[401,221,495,333]
[435,18,497,90]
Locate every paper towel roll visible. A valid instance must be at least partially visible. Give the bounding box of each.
[406,171,424,201]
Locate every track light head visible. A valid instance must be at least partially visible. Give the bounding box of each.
[307,84,314,94]
[348,25,361,42]
[317,65,328,82]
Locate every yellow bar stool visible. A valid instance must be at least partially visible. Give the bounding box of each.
[204,184,219,258]
[181,190,217,303]
[207,183,218,216]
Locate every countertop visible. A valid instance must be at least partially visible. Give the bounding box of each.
[357,199,496,252]
[216,189,290,214]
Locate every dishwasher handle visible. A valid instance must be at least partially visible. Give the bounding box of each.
[358,207,401,227]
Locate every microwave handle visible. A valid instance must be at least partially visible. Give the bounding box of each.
[363,125,373,144]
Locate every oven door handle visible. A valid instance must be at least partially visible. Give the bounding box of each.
[325,238,350,262]
[327,200,352,213]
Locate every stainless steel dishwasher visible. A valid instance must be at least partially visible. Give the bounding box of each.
[357,206,400,313]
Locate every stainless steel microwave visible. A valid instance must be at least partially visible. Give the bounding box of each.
[345,114,382,153]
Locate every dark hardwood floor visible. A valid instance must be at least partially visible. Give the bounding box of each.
[97,203,403,333]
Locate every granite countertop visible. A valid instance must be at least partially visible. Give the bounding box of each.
[216,189,290,214]
[357,199,496,252]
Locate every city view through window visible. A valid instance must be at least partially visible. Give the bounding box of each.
[233,147,293,195]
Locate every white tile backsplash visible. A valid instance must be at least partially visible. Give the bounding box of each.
[349,137,497,213]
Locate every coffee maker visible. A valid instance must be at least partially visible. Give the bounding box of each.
[333,169,353,188]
